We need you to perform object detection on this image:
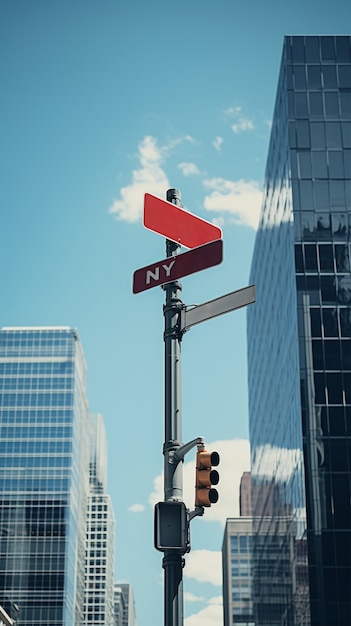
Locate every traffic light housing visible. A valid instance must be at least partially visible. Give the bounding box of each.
[195,449,220,507]
[154,501,189,553]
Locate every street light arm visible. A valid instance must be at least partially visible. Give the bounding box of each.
[173,437,205,464]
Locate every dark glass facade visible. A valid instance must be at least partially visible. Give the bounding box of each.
[247,36,351,626]
[0,327,90,625]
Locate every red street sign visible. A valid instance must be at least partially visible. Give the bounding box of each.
[143,193,222,249]
[133,239,223,294]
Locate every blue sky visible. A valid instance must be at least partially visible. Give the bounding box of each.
[2,2,350,625]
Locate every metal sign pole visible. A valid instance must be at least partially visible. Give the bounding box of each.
[162,188,184,626]
[134,187,256,626]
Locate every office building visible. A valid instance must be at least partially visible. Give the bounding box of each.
[223,473,299,626]
[114,583,137,626]
[84,414,115,626]
[247,35,351,625]
[239,472,252,516]
[222,517,255,626]
[0,327,90,624]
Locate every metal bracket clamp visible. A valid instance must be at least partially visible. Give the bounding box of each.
[188,506,205,521]
[163,298,184,343]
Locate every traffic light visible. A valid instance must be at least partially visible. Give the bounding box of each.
[195,448,220,507]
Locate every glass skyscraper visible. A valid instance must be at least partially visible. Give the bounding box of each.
[247,36,351,626]
[0,327,90,624]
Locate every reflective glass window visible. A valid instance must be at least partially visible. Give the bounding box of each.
[231,536,238,553]
[292,37,305,62]
[299,152,312,178]
[319,244,334,271]
[338,65,351,89]
[312,340,324,369]
[295,92,308,117]
[290,150,298,178]
[289,121,297,148]
[321,276,337,303]
[287,65,294,88]
[331,213,348,237]
[302,212,316,238]
[345,374,351,403]
[314,181,330,211]
[305,36,320,62]
[324,341,341,369]
[294,244,304,272]
[344,150,351,177]
[310,308,322,337]
[340,92,351,119]
[337,276,351,304]
[328,152,344,178]
[300,180,314,208]
[314,373,326,403]
[296,120,310,147]
[341,122,351,148]
[307,65,322,88]
[311,122,326,148]
[321,36,336,61]
[312,152,328,178]
[341,341,351,369]
[323,66,338,89]
[326,123,342,148]
[325,93,339,118]
[305,244,318,270]
[340,308,351,336]
[329,182,345,208]
[336,37,351,62]
[329,407,347,436]
[330,441,349,472]
[309,92,324,118]
[335,244,350,272]
[294,65,307,89]
[326,373,343,403]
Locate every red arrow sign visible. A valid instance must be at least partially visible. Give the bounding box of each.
[143,193,222,249]
[133,239,223,294]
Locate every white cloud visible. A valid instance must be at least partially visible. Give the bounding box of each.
[208,596,224,605]
[224,105,254,134]
[178,162,200,177]
[184,134,196,144]
[254,443,304,483]
[231,118,254,133]
[108,136,169,222]
[203,177,262,230]
[213,136,223,151]
[128,503,145,513]
[185,599,223,626]
[149,438,250,524]
[184,550,222,585]
[184,592,205,603]
[224,106,242,117]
